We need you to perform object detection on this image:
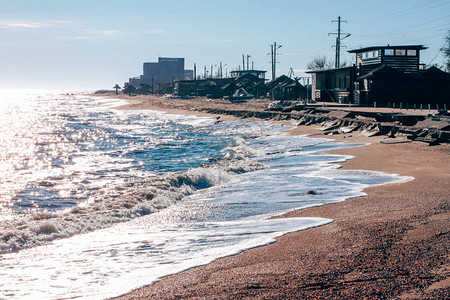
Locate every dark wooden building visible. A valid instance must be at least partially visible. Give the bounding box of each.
[229,70,267,80]
[307,66,354,103]
[308,45,450,108]
[349,45,427,76]
[266,75,308,101]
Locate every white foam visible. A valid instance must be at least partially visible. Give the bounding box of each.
[0,215,332,300]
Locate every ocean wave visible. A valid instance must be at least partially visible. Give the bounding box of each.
[0,157,265,254]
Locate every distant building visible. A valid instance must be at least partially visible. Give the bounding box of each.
[184,69,194,80]
[307,45,450,107]
[128,57,188,88]
[229,70,267,80]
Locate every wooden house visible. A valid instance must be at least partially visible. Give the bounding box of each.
[230,70,267,80]
[308,44,450,108]
[349,45,427,76]
[306,66,354,103]
[266,75,307,101]
[356,65,450,107]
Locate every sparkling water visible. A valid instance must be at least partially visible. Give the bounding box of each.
[0,90,411,299]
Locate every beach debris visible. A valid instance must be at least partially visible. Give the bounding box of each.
[415,118,450,131]
[380,139,412,144]
[361,123,381,137]
[198,104,449,144]
[414,137,440,146]
[327,110,352,119]
[340,123,359,133]
[320,120,341,131]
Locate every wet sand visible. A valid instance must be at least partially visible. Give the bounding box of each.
[107,94,449,299]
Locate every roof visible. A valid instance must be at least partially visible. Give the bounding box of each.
[230,70,267,74]
[305,66,354,74]
[266,75,305,90]
[415,66,450,79]
[357,65,405,80]
[357,65,450,81]
[348,45,427,53]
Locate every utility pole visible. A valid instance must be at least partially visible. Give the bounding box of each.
[194,63,197,94]
[204,66,207,78]
[219,62,222,78]
[151,76,155,94]
[246,54,251,71]
[270,42,282,80]
[210,65,213,78]
[242,54,245,71]
[329,16,351,68]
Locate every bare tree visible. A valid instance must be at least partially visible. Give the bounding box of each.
[307,56,345,70]
[441,29,450,72]
[307,56,329,70]
[339,60,349,68]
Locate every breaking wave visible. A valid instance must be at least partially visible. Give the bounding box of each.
[0,155,265,253]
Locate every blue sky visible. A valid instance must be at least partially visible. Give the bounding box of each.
[0,0,449,90]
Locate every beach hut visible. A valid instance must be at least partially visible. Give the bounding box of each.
[266,75,307,101]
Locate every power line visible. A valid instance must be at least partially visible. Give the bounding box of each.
[351,15,450,39]
[428,39,448,66]
[347,30,449,46]
[373,1,449,21]
[351,0,447,23]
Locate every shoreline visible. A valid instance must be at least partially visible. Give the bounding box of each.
[104,94,449,299]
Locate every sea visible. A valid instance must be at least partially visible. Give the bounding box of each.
[0,90,411,299]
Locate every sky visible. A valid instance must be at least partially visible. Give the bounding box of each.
[0,0,449,90]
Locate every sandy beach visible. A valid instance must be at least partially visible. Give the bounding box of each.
[108,94,449,299]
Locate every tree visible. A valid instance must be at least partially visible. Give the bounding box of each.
[307,56,347,70]
[441,29,450,72]
[113,84,121,95]
[137,84,152,95]
[122,83,136,96]
[307,56,330,70]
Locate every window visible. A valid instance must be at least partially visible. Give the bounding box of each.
[407,50,417,56]
[395,49,406,56]
[384,49,394,56]
[362,50,379,60]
